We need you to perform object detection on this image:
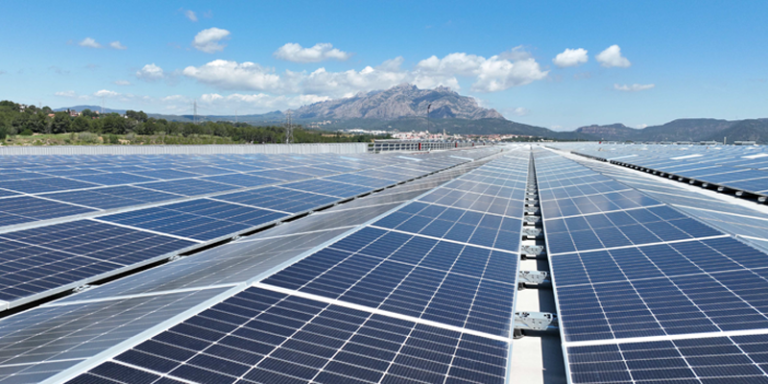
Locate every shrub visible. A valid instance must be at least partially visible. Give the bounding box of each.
[20,128,33,136]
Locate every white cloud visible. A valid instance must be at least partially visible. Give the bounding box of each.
[274,43,352,63]
[552,48,588,68]
[416,53,485,76]
[192,27,230,53]
[505,107,530,116]
[55,91,77,98]
[498,46,532,61]
[184,9,197,22]
[414,51,547,93]
[113,80,131,86]
[184,50,547,98]
[136,63,164,81]
[183,60,286,92]
[94,90,119,98]
[199,93,332,113]
[636,124,648,129]
[78,37,101,48]
[109,41,127,50]
[596,45,631,68]
[614,83,655,92]
[472,56,548,92]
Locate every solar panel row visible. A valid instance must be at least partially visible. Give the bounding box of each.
[557,143,768,194]
[53,150,528,384]
[535,148,768,383]
[0,150,491,311]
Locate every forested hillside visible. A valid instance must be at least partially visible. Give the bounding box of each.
[0,100,385,145]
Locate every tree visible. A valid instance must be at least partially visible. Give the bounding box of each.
[51,112,71,134]
[101,114,127,134]
[81,109,98,119]
[71,115,91,132]
[126,110,148,123]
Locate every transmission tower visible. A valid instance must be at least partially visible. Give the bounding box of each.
[193,100,198,124]
[284,110,294,144]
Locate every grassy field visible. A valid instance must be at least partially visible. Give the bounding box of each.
[1,132,242,146]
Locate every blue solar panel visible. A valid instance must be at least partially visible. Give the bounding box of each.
[0,196,96,227]
[283,179,373,198]
[214,187,338,213]
[69,172,157,186]
[263,226,518,335]
[100,199,288,241]
[125,169,198,180]
[140,179,239,196]
[45,186,181,210]
[0,220,196,302]
[0,177,99,194]
[567,335,768,383]
[66,287,509,384]
[203,174,279,188]
[247,169,312,181]
[373,201,521,252]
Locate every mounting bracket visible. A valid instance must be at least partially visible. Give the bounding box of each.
[522,227,542,240]
[520,245,546,257]
[515,311,558,331]
[518,270,549,284]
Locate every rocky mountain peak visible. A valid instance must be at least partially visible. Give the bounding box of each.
[293,84,504,120]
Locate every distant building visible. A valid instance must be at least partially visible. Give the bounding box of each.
[734,141,757,145]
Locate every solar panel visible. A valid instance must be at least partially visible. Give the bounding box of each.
[0,196,96,227]
[99,199,287,241]
[65,287,509,384]
[535,148,768,383]
[44,185,182,210]
[0,220,197,305]
[213,186,338,213]
[0,287,231,384]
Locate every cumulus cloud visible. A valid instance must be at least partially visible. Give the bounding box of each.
[471,56,548,92]
[552,48,588,68]
[109,41,127,50]
[192,28,230,53]
[416,53,485,76]
[113,80,131,86]
[498,46,532,61]
[183,60,285,92]
[136,63,164,81]
[183,49,547,97]
[504,107,530,116]
[200,93,331,112]
[55,91,78,98]
[78,37,101,48]
[94,90,119,98]
[274,43,352,63]
[184,9,197,22]
[614,83,655,92]
[596,45,631,68]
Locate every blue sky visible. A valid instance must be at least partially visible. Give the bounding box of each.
[0,0,765,130]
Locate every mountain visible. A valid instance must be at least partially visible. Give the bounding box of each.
[293,84,504,120]
[576,118,768,143]
[575,124,640,141]
[53,105,126,114]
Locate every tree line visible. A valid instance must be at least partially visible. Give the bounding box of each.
[0,100,386,144]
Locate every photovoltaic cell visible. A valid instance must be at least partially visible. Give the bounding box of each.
[213,187,338,214]
[263,226,518,336]
[65,287,509,384]
[0,220,196,302]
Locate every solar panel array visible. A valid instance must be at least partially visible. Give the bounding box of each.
[0,150,499,311]
[0,147,519,384]
[36,150,529,384]
[555,143,768,195]
[8,144,768,384]
[535,148,768,383]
